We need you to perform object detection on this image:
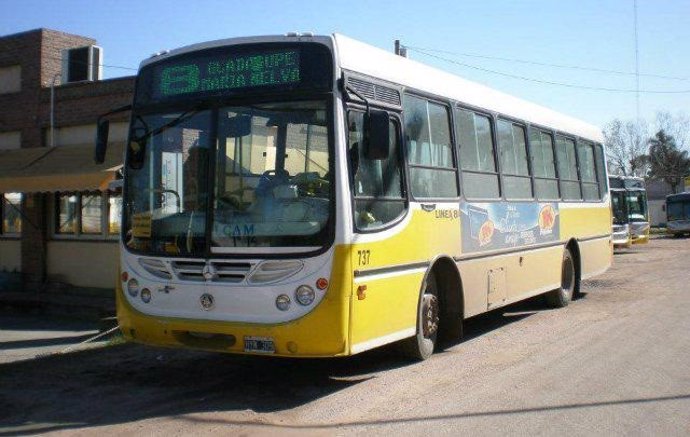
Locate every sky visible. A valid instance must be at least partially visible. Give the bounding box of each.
[2,0,689,129]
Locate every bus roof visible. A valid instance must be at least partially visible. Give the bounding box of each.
[334,34,603,143]
[140,33,604,143]
[667,192,690,201]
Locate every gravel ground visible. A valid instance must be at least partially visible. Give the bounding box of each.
[1,237,689,436]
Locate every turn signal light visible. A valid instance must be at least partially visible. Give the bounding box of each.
[357,285,367,300]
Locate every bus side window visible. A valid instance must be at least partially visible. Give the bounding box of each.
[498,120,532,200]
[529,129,559,200]
[593,143,607,199]
[347,111,406,230]
[556,135,582,200]
[403,95,458,199]
[577,140,599,201]
[456,108,500,199]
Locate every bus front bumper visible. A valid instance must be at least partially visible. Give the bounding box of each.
[116,280,351,358]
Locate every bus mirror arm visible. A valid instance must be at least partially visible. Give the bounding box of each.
[95,104,132,164]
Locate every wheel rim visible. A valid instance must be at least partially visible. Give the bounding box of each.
[561,255,575,297]
[422,294,439,338]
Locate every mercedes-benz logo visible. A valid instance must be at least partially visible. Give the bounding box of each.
[202,264,216,281]
[200,293,214,311]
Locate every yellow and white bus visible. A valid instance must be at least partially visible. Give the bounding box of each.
[96,33,612,360]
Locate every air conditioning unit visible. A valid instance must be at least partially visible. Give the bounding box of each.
[61,45,103,83]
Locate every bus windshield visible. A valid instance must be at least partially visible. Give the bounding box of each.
[123,100,332,256]
[667,200,690,221]
[611,191,627,224]
[626,191,648,222]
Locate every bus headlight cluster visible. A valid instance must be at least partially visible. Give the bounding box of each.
[127,279,139,297]
[276,294,291,311]
[141,288,152,303]
[295,285,315,306]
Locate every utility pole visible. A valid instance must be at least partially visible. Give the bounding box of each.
[634,0,640,121]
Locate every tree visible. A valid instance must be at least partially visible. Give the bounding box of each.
[603,118,649,176]
[646,130,690,193]
[655,111,690,152]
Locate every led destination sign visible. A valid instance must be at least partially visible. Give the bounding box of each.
[136,43,333,106]
[158,50,301,97]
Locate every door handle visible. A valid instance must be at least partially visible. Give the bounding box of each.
[421,203,437,212]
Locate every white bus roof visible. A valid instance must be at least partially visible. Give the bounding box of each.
[334,34,604,143]
[140,33,603,143]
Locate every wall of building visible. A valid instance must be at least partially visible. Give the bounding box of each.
[0,239,21,272]
[0,28,135,291]
[46,240,118,288]
[649,199,666,227]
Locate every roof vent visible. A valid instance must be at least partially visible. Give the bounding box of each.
[61,45,102,83]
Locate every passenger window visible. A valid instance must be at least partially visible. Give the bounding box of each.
[594,144,607,199]
[456,108,500,198]
[498,120,532,199]
[556,135,581,200]
[529,129,559,200]
[404,95,458,198]
[577,140,599,201]
[348,111,406,230]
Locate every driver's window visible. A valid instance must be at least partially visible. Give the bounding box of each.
[347,110,406,230]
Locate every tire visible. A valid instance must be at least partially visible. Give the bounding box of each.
[401,273,440,361]
[545,248,576,308]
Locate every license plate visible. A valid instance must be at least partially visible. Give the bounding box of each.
[244,336,275,354]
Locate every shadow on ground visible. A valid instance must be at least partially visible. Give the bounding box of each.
[0,295,556,435]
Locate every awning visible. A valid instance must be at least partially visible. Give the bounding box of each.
[0,143,124,193]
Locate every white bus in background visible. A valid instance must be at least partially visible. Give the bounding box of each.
[609,176,649,247]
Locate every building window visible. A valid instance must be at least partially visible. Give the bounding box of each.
[0,65,21,94]
[0,131,21,151]
[108,194,122,235]
[1,193,22,235]
[54,191,121,238]
[57,193,79,234]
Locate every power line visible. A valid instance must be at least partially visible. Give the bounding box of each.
[42,53,138,72]
[407,47,690,94]
[404,45,688,82]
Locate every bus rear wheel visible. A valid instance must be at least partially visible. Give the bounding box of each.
[545,248,576,308]
[401,274,439,360]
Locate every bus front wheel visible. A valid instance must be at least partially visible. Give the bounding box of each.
[401,274,439,360]
[545,248,576,308]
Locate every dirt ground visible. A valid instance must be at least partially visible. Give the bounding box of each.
[1,237,689,436]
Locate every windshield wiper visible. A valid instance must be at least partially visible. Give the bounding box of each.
[133,109,201,144]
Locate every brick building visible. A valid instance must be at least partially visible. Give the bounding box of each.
[0,28,135,295]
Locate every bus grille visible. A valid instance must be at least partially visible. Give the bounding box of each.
[170,260,253,283]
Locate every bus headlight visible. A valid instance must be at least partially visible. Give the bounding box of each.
[141,288,152,303]
[295,285,315,306]
[127,279,139,297]
[276,294,291,311]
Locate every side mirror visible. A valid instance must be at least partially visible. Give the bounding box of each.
[95,119,110,164]
[224,115,252,138]
[364,110,390,160]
